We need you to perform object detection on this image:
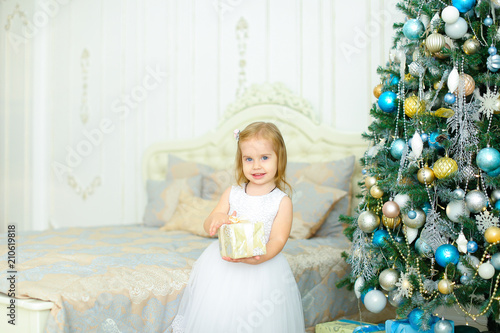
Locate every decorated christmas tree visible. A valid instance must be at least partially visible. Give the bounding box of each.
[340,0,500,331]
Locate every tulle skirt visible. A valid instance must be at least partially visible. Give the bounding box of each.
[170,241,305,333]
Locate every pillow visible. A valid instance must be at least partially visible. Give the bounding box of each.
[287,155,356,237]
[290,181,347,239]
[165,154,215,180]
[202,168,235,200]
[143,176,202,227]
[160,190,219,237]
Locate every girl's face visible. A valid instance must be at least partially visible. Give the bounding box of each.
[240,137,278,189]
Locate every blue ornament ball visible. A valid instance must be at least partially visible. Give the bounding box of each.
[373,229,390,247]
[489,46,498,56]
[378,91,398,113]
[444,92,456,104]
[391,139,407,159]
[467,241,478,253]
[476,147,500,172]
[488,166,500,177]
[452,0,477,13]
[420,133,429,142]
[362,169,367,175]
[460,274,471,284]
[496,201,500,210]
[408,210,417,219]
[403,19,425,40]
[408,308,427,331]
[485,17,493,26]
[386,74,399,86]
[435,244,460,267]
[492,253,500,270]
[429,131,445,150]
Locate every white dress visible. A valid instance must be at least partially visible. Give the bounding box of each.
[170,185,305,333]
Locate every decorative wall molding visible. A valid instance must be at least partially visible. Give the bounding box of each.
[67,174,101,200]
[80,49,90,124]
[235,17,248,98]
[4,3,28,31]
[223,82,315,123]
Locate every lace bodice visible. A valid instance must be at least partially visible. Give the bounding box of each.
[228,185,287,242]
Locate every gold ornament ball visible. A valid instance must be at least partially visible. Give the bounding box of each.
[365,176,377,189]
[438,279,454,294]
[425,32,445,53]
[433,156,458,179]
[373,84,383,99]
[382,201,400,218]
[485,226,500,244]
[382,215,401,229]
[463,38,480,55]
[494,97,500,114]
[417,166,435,184]
[435,43,451,59]
[404,96,426,118]
[458,73,475,96]
[433,81,441,90]
[370,185,384,199]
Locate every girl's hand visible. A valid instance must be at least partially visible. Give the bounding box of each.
[208,211,236,236]
[222,255,262,265]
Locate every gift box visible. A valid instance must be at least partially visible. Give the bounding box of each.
[218,217,266,259]
[315,319,384,333]
[385,318,453,333]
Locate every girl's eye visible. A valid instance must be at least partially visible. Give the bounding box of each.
[262,156,268,160]
[245,158,253,162]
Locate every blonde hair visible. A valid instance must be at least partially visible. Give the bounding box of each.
[235,122,292,194]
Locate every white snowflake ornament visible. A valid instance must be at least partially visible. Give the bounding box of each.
[474,87,499,118]
[476,210,500,234]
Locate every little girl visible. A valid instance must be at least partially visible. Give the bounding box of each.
[170,122,305,333]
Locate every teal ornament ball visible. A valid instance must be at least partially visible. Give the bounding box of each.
[476,147,500,172]
[435,244,460,267]
[415,238,433,257]
[422,202,432,214]
[452,0,477,13]
[378,91,398,112]
[391,139,407,159]
[428,131,445,150]
[403,19,424,40]
[492,253,500,270]
[496,201,500,210]
[373,229,389,247]
[434,319,453,333]
[488,166,500,177]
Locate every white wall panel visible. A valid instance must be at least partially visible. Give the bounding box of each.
[1,0,402,231]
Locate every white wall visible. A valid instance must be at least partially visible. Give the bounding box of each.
[0,0,403,232]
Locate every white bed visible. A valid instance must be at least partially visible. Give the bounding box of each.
[0,82,383,332]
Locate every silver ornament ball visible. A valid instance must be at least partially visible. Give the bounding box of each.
[379,268,400,291]
[393,193,410,210]
[446,200,470,223]
[357,211,380,233]
[387,289,404,307]
[434,319,453,333]
[465,190,487,214]
[491,189,500,204]
[452,188,466,200]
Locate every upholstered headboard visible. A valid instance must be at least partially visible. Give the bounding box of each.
[142,82,367,215]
